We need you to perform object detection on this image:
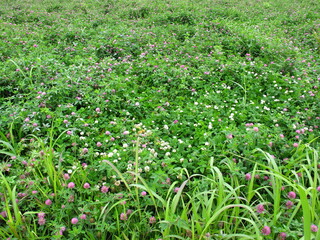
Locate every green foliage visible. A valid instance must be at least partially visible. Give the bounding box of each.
[0,0,319,238]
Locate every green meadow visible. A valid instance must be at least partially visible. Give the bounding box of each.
[0,0,319,239]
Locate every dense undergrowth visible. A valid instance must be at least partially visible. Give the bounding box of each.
[0,0,319,239]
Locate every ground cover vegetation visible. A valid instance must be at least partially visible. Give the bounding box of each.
[0,0,320,239]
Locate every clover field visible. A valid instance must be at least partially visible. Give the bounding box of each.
[0,0,320,239]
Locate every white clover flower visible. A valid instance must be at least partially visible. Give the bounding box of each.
[108,152,114,158]
[144,166,150,172]
[135,123,142,128]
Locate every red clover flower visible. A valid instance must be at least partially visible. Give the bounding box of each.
[311,224,318,232]
[101,186,109,193]
[149,216,156,224]
[286,200,294,209]
[38,217,46,225]
[287,191,296,199]
[141,191,147,196]
[256,204,265,214]
[71,218,78,224]
[120,213,127,221]
[245,173,252,180]
[261,226,271,235]
[278,232,287,239]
